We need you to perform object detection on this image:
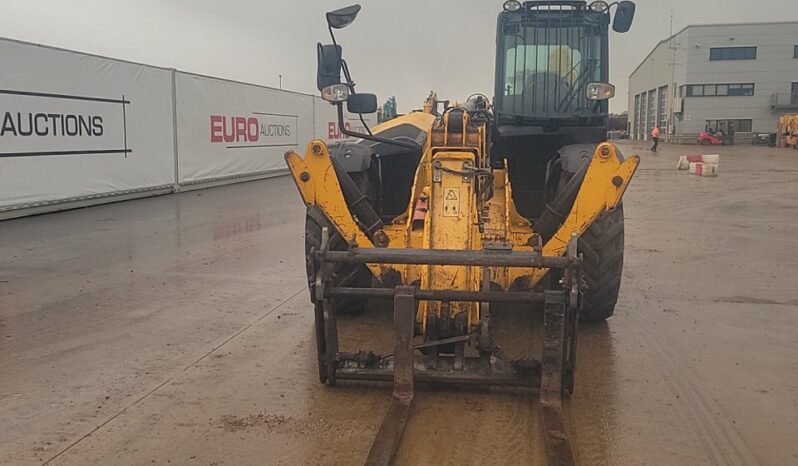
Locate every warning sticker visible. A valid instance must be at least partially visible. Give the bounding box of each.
[443,187,460,217]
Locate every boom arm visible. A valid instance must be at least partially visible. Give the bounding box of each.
[509,142,639,287]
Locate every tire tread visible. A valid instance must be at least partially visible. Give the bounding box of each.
[577,205,625,322]
[305,206,370,314]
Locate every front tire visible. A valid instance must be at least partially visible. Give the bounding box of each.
[577,205,625,322]
[304,206,371,314]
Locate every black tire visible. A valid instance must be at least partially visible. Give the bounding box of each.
[577,205,625,322]
[305,205,371,314]
[700,139,711,146]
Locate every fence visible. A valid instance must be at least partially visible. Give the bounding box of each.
[0,37,374,219]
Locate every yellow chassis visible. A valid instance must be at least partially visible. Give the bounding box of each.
[285,111,639,332]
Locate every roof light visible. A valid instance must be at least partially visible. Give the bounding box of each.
[589,1,609,12]
[503,1,522,12]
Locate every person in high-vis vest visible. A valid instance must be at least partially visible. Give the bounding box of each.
[650,126,661,152]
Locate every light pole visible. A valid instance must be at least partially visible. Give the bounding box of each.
[668,11,679,142]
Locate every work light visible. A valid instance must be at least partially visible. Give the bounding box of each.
[586,82,615,100]
[321,84,350,103]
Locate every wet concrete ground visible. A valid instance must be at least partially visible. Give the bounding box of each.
[1,141,797,465]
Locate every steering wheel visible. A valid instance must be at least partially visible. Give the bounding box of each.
[523,72,574,111]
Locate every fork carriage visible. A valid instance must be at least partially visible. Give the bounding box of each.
[310,227,582,465]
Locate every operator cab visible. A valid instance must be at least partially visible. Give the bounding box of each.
[493,0,634,138]
[491,0,634,219]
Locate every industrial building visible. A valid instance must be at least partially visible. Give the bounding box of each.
[628,22,798,143]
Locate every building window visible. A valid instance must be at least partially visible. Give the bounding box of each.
[685,83,753,97]
[705,119,753,133]
[794,45,798,58]
[728,83,754,96]
[792,82,798,105]
[634,94,642,138]
[657,85,668,130]
[639,92,647,139]
[709,46,757,61]
[647,90,656,135]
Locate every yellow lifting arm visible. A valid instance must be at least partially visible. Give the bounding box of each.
[511,142,640,287]
[284,140,375,249]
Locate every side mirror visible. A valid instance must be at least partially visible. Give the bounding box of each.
[317,43,342,92]
[612,1,635,33]
[347,93,378,114]
[326,4,361,29]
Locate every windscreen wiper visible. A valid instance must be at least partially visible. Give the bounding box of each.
[557,59,599,112]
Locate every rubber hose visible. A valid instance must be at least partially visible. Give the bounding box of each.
[533,157,590,243]
[329,156,385,244]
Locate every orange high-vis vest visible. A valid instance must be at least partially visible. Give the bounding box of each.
[651,127,661,138]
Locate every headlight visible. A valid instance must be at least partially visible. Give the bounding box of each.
[589,1,609,12]
[586,82,615,100]
[321,84,350,103]
[503,1,522,12]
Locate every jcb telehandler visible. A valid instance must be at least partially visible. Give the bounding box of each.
[285,1,638,464]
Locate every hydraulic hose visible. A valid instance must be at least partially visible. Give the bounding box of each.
[329,156,389,247]
[532,157,590,244]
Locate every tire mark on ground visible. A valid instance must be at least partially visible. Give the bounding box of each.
[41,287,306,465]
[628,294,759,466]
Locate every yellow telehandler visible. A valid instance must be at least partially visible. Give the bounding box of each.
[285,1,639,464]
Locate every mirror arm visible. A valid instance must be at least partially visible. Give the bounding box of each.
[606,1,619,20]
[340,60,356,91]
[326,13,374,138]
[327,24,352,87]
[336,104,418,150]
[336,59,373,136]
[328,26,357,93]
[358,113,374,136]
[327,23,339,49]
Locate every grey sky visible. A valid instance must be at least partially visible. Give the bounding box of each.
[2,0,796,114]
